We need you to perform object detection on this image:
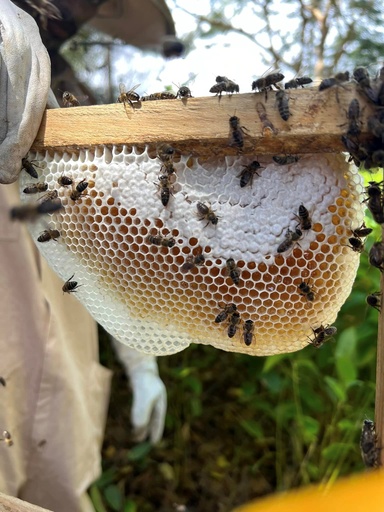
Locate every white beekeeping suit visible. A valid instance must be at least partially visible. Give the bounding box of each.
[0,1,166,510]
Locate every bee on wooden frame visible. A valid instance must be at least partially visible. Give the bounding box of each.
[141,91,177,101]
[275,90,291,121]
[285,76,313,89]
[62,91,80,107]
[117,83,140,108]
[215,76,239,94]
[252,70,285,99]
[229,115,249,149]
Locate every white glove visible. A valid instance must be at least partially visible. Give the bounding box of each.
[0,0,51,184]
[111,338,167,443]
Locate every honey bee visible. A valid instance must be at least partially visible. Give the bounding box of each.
[296,204,312,231]
[298,280,315,301]
[141,91,176,101]
[0,377,6,387]
[21,157,39,179]
[277,228,303,254]
[369,242,384,271]
[23,182,48,194]
[180,253,205,273]
[62,91,80,107]
[318,71,350,91]
[243,320,255,346]
[10,200,63,221]
[351,223,372,239]
[366,291,381,312]
[252,71,285,99]
[285,76,313,89]
[174,84,193,99]
[229,115,248,149]
[157,143,175,163]
[147,233,176,248]
[368,116,384,143]
[215,76,239,94]
[237,161,262,188]
[215,303,237,324]
[157,174,173,207]
[360,419,380,468]
[276,90,291,121]
[353,67,377,103]
[365,181,384,223]
[209,82,227,97]
[341,135,369,167]
[37,227,60,243]
[58,175,73,187]
[62,274,81,294]
[1,430,13,447]
[227,311,241,339]
[117,83,140,108]
[309,325,337,348]
[343,236,365,253]
[70,179,88,201]
[341,99,363,137]
[196,201,219,226]
[256,102,277,134]
[39,190,59,204]
[272,155,300,165]
[225,258,241,285]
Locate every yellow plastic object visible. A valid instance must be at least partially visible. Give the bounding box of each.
[22,149,364,356]
[233,470,384,512]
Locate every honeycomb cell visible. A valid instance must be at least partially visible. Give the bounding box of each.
[23,149,365,356]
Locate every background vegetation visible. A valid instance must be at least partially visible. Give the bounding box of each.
[59,1,384,510]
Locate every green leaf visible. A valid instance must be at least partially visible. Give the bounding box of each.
[301,416,320,443]
[89,485,108,512]
[93,467,118,488]
[324,376,346,402]
[126,441,152,462]
[321,442,354,461]
[239,419,264,438]
[335,327,358,386]
[104,485,123,511]
[262,354,290,373]
[184,375,203,395]
[123,500,137,512]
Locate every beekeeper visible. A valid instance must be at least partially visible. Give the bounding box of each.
[0,0,168,510]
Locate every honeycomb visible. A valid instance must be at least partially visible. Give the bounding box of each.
[20,148,365,356]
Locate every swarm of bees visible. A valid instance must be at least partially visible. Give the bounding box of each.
[214,304,255,345]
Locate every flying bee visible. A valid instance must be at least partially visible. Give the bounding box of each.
[70,179,88,201]
[237,160,263,188]
[369,242,384,271]
[275,90,291,121]
[366,291,381,312]
[21,157,39,179]
[343,236,365,253]
[227,311,241,339]
[351,223,372,239]
[298,280,315,301]
[225,258,241,285]
[141,91,177,101]
[215,303,237,324]
[277,228,303,254]
[196,201,219,226]
[285,76,313,89]
[117,83,140,108]
[180,253,205,273]
[37,227,60,243]
[10,200,63,221]
[273,155,300,165]
[1,430,13,447]
[256,102,277,134]
[147,233,176,248]
[360,419,380,468]
[62,274,81,294]
[229,115,249,149]
[318,71,350,91]
[296,204,312,231]
[62,91,80,107]
[215,75,239,94]
[252,71,285,99]
[309,325,337,348]
[23,182,48,194]
[156,174,173,207]
[58,175,73,187]
[243,320,255,346]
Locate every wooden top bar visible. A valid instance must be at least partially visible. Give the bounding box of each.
[31,84,376,159]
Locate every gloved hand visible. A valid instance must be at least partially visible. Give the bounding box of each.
[111,338,167,443]
[0,0,51,184]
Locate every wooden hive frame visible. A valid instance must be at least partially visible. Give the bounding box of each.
[31,84,384,469]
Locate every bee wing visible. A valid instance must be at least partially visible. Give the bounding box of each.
[119,83,126,94]
[128,84,141,93]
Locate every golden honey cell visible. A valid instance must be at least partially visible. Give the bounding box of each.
[21,148,365,356]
